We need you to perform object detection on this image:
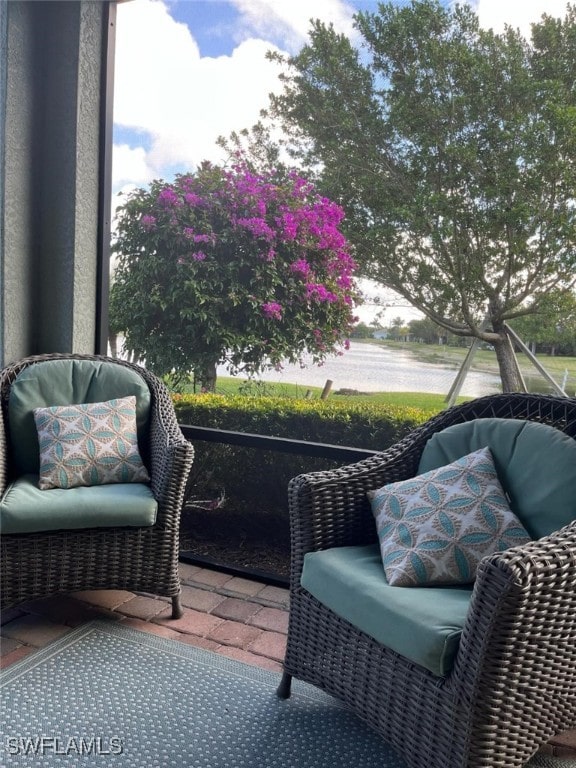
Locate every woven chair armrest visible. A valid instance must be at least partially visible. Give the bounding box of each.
[287,440,424,583]
[150,440,195,525]
[148,396,194,526]
[452,520,576,706]
[486,518,576,582]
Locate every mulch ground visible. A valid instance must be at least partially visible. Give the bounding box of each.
[179,506,290,581]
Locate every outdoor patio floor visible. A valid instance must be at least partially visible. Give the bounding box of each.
[0,561,289,673]
[2,562,575,761]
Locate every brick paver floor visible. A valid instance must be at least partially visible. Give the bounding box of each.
[0,563,288,673]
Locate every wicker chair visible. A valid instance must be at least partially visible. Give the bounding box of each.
[0,353,194,618]
[277,393,576,768]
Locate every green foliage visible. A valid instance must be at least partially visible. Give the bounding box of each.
[408,317,468,347]
[510,290,576,355]
[350,321,374,338]
[173,392,430,449]
[408,317,444,344]
[192,375,470,410]
[110,162,358,389]
[264,0,576,391]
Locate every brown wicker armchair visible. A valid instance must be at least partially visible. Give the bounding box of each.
[0,353,194,618]
[277,393,576,768]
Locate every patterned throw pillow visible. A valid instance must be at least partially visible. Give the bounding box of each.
[34,396,150,490]
[367,447,532,587]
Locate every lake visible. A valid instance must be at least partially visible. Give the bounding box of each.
[218,342,502,397]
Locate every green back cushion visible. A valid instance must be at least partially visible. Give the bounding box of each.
[418,418,576,539]
[8,359,151,476]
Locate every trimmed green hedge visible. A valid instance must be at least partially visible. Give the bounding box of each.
[173,394,433,558]
[173,393,432,450]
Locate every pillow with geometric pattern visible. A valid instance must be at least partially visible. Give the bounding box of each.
[33,396,150,490]
[367,446,532,587]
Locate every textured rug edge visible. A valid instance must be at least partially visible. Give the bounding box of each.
[0,619,336,706]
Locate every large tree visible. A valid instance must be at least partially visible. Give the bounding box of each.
[110,161,358,390]
[264,0,576,391]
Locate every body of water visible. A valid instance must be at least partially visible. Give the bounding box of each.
[218,342,502,397]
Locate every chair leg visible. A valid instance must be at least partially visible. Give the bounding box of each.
[171,593,183,619]
[277,671,293,699]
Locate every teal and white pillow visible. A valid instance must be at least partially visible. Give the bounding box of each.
[34,396,150,490]
[367,447,531,587]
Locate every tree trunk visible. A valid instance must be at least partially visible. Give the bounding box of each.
[108,333,118,358]
[196,360,218,392]
[493,330,526,393]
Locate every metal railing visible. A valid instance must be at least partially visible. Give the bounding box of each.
[179,425,379,462]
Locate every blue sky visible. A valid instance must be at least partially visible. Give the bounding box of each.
[168,1,266,57]
[168,0,388,56]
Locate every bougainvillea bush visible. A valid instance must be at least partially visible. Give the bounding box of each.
[110,161,359,389]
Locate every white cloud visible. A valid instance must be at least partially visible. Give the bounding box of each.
[144,37,286,171]
[113,0,287,183]
[231,0,358,51]
[471,0,570,35]
[112,144,156,189]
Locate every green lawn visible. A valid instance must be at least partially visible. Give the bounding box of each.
[196,377,469,412]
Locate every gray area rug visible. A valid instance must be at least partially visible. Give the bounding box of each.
[0,621,406,767]
[0,620,573,768]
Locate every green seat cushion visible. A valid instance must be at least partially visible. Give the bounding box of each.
[301,544,472,677]
[8,359,151,476]
[0,475,157,534]
[418,418,576,539]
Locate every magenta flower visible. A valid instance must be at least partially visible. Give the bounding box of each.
[177,251,207,264]
[157,188,179,207]
[193,233,215,244]
[184,191,203,207]
[291,175,313,199]
[236,217,275,242]
[290,259,312,278]
[306,283,338,303]
[261,301,283,320]
[337,274,353,289]
[182,228,216,246]
[278,211,299,240]
[140,214,157,231]
[114,160,359,384]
